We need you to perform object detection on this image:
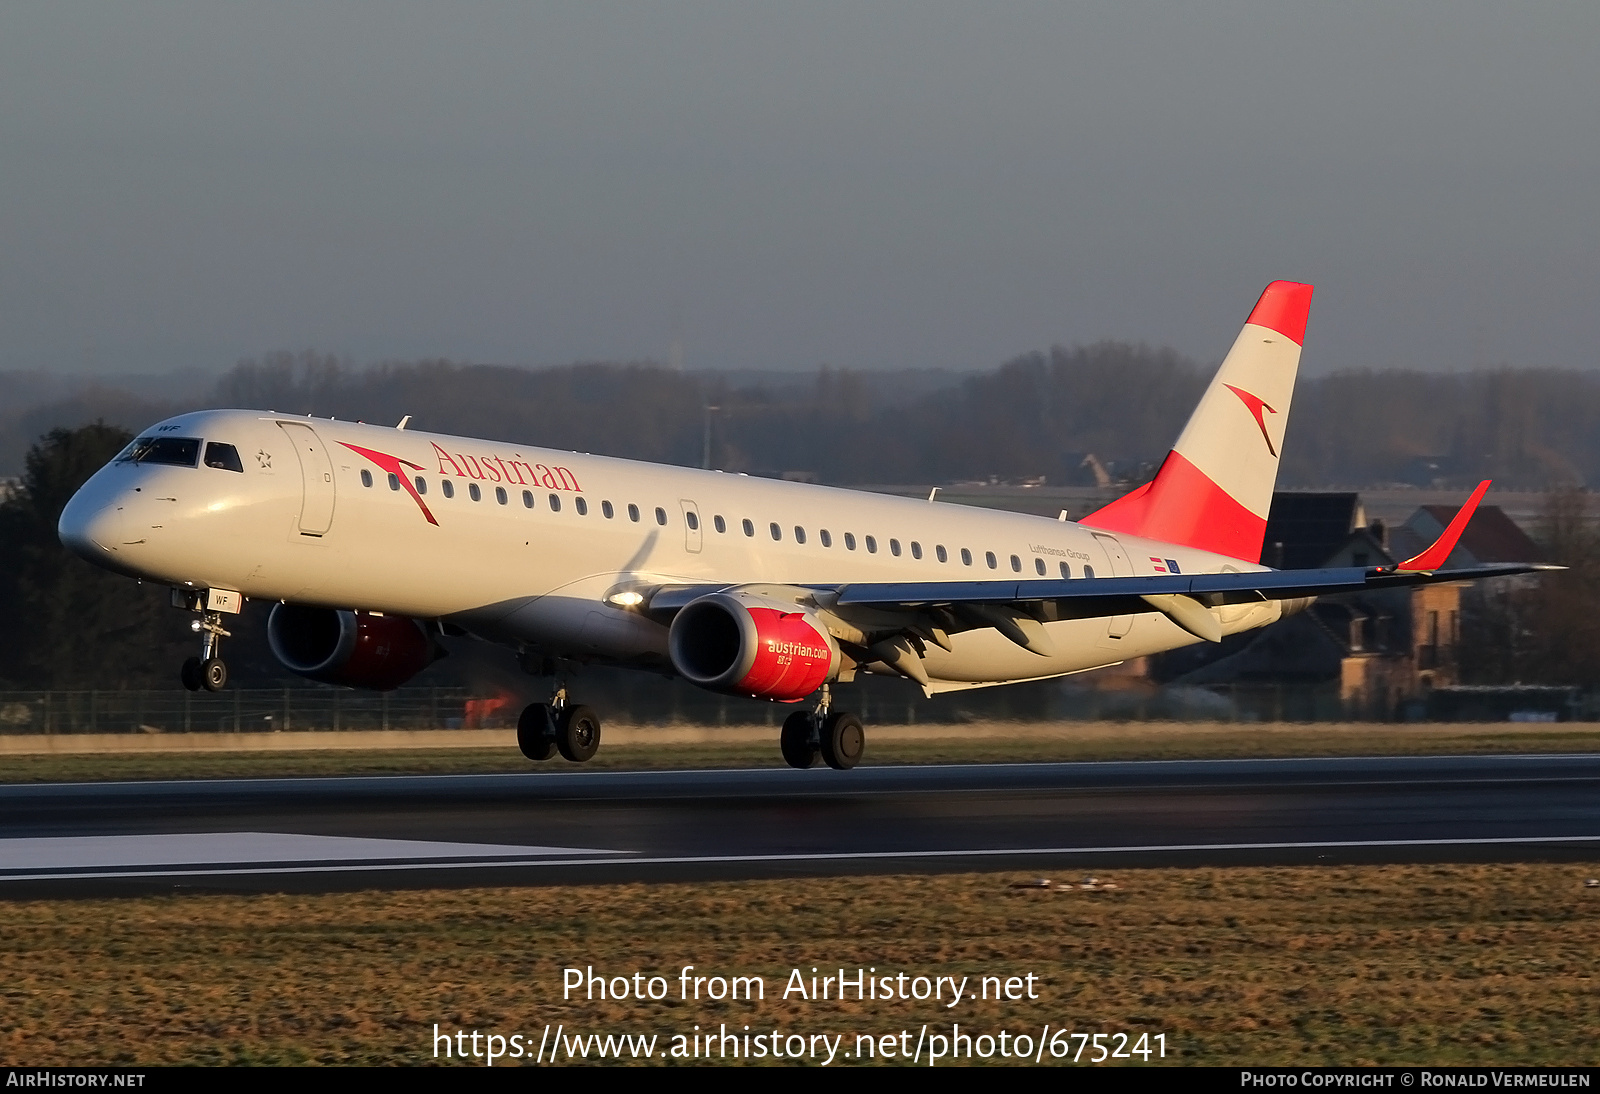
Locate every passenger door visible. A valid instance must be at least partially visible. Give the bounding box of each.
[276,421,337,536]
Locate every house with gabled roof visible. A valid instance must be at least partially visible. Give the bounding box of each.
[1391,504,1542,570]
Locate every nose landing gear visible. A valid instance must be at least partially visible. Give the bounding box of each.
[180,610,231,693]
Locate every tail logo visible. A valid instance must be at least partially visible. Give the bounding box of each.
[1224,384,1279,457]
[340,442,440,526]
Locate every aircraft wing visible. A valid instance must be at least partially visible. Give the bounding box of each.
[641,482,1558,649]
[827,561,1554,608]
[646,562,1551,615]
[642,560,1555,652]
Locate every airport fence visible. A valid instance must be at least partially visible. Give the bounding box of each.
[0,678,1588,735]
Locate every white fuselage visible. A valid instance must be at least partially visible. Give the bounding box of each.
[60,410,1285,692]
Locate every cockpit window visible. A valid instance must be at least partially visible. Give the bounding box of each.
[117,436,202,467]
[203,442,244,473]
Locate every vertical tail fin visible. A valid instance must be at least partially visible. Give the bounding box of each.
[1081,281,1313,563]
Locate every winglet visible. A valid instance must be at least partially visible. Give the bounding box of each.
[1397,480,1490,571]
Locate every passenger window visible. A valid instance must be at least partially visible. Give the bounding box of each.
[602,500,614,519]
[911,541,922,560]
[844,533,856,551]
[742,518,755,537]
[1011,555,1021,573]
[770,522,782,541]
[576,497,588,516]
[1059,561,1070,578]
[388,473,401,491]
[686,511,699,531]
[820,530,832,548]
[794,526,806,544]
[714,515,726,533]
[203,442,244,473]
[628,504,640,522]
[936,545,947,563]
[415,476,427,495]
[961,548,972,566]
[1084,565,1095,579]
[986,551,997,569]
[442,480,455,499]
[1035,557,1046,575]
[866,536,877,554]
[469,483,481,501]
[360,470,373,488]
[549,494,561,512]
[496,487,508,505]
[889,539,901,557]
[523,490,534,508]
[655,507,667,526]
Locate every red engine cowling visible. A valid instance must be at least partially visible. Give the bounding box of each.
[267,604,440,691]
[667,590,840,701]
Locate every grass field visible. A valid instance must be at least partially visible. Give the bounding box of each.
[5,726,1598,1067]
[2,864,1597,1066]
[3,720,1600,783]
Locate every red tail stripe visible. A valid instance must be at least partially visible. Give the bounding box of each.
[1245,281,1314,346]
[1081,450,1267,563]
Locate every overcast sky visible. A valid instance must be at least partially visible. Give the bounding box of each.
[1,3,1595,377]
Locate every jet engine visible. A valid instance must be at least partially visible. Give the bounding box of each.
[267,603,441,691]
[667,588,841,701]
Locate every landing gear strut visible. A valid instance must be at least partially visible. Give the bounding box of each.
[180,608,231,693]
[517,682,602,764]
[780,686,865,771]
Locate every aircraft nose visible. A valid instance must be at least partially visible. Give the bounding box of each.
[57,482,135,562]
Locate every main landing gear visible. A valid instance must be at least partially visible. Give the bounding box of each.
[180,609,231,693]
[517,684,601,764]
[780,686,865,771]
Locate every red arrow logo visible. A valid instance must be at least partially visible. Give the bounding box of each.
[1224,384,1278,457]
[340,442,439,525]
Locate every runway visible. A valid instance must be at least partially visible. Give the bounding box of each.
[2,753,1599,897]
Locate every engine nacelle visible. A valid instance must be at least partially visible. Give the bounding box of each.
[267,604,440,691]
[668,589,841,701]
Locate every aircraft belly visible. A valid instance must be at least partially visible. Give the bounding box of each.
[490,593,669,660]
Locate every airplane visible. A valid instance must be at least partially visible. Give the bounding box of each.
[56,282,1553,770]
